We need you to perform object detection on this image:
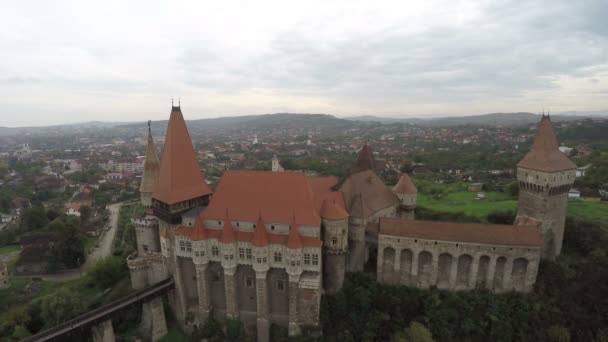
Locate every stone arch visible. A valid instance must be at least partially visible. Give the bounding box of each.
[400,249,413,286]
[476,255,490,289]
[207,261,226,310]
[417,251,433,288]
[268,268,289,318]
[236,264,257,313]
[511,258,529,291]
[437,253,453,289]
[456,254,473,289]
[493,257,507,291]
[382,247,396,284]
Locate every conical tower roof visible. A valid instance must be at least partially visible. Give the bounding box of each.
[287,211,303,249]
[152,106,212,204]
[140,121,160,194]
[393,173,416,194]
[351,143,375,174]
[517,115,576,172]
[251,212,269,247]
[220,210,236,244]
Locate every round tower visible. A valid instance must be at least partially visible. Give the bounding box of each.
[393,173,417,219]
[320,199,349,294]
[516,114,576,259]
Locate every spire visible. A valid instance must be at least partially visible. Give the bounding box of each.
[139,120,161,198]
[191,215,207,241]
[517,115,576,172]
[152,105,212,205]
[350,142,376,174]
[393,173,417,194]
[220,209,236,244]
[251,211,269,247]
[287,210,303,249]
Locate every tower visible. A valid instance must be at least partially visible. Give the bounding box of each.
[320,198,349,294]
[140,121,160,207]
[271,154,284,172]
[151,104,213,322]
[516,114,576,259]
[393,173,417,219]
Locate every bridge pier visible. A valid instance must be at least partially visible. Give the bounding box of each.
[92,319,115,342]
[141,296,168,342]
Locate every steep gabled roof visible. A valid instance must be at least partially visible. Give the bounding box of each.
[140,121,160,194]
[393,173,416,194]
[286,212,303,249]
[517,115,576,172]
[251,213,269,247]
[339,170,399,218]
[350,143,375,174]
[152,106,212,205]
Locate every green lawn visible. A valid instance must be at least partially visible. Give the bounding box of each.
[417,190,608,226]
[0,245,20,255]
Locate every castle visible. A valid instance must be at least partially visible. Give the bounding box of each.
[128,106,574,341]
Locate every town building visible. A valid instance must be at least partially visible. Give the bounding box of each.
[128,107,571,341]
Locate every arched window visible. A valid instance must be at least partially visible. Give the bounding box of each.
[274,251,282,263]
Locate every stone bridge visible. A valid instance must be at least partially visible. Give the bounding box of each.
[21,277,174,342]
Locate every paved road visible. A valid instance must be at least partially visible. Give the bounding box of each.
[13,202,124,282]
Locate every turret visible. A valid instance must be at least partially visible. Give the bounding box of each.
[151,105,213,224]
[320,198,349,293]
[251,213,270,273]
[139,121,160,207]
[220,211,237,269]
[393,173,417,219]
[351,142,375,174]
[516,114,576,259]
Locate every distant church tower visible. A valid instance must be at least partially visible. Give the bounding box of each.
[393,173,417,219]
[516,114,576,259]
[271,154,284,172]
[140,121,160,207]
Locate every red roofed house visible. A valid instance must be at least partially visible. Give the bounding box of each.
[125,107,569,341]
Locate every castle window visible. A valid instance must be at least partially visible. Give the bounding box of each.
[312,254,319,265]
[246,248,252,260]
[257,258,262,264]
[271,225,275,230]
[263,257,267,263]
[236,222,240,227]
[195,251,200,257]
[304,253,311,265]
[218,221,222,225]
[277,280,285,291]
[212,246,219,256]
[245,277,254,288]
[230,254,234,260]
[331,237,337,246]
[186,242,192,252]
[224,254,229,260]
[143,244,149,252]
[290,261,296,267]
[239,248,245,259]
[274,252,282,263]
[179,241,186,252]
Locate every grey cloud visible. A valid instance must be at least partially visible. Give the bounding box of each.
[179,0,608,104]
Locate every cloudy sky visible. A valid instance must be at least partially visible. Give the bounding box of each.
[1,0,607,127]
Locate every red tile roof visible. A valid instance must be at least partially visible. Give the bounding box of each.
[393,173,416,194]
[152,106,212,205]
[320,198,349,219]
[517,115,576,172]
[203,170,321,225]
[379,217,542,247]
[175,225,193,237]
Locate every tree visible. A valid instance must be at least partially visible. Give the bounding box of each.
[80,205,92,222]
[89,257,126,289]
[12,325,32,340]
[21,206,48,231]
[404,322,434,342]
[40,287,83,325]
[546,325,570,342]
[53,217,85,268]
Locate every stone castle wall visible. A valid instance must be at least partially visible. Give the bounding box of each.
[377,234,541,293]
